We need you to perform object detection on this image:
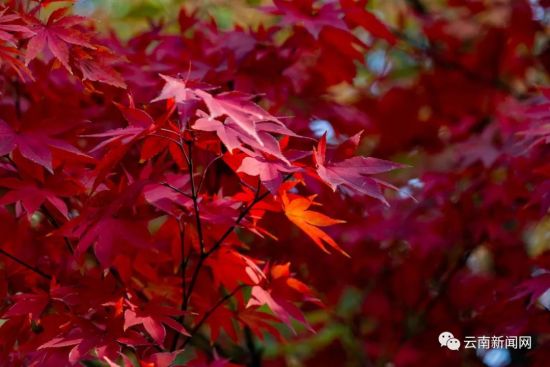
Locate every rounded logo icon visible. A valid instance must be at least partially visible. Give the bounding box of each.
[439,331,454,347]
[447,338,461,351]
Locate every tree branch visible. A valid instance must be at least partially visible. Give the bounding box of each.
[0,248,51,280]
[178,220,187,310]
[245,326,262,367]
[405,0,427,14]
[419,247,473,316]
[41,205,74,255]
[170,137,206,350]
[184,174,293,308]
[205,175,290,258]
[185,140,205,254]
[196,155,223,195]
[160,182,193,199]
[41,206,126,290]
[171,165,292,351]
[182,284,245,349]
[390,12,519,97]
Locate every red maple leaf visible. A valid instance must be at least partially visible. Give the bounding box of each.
[0,118,90,172]
[247,263,319,332]
[195,90,286,146]
[237,155,299,193]
[0,174,84,218]
[24,7,95,73]
[270,0,346,38]
[123,301,189,345]
[0,7,34,45]
[340,0,397,45]
[313,133,404,204]
[0,7,34,80]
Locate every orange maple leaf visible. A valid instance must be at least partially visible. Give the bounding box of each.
[281,192,349,257]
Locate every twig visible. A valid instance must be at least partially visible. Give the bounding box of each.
[183,179,262,308]
[150,133,185,147]
[159,128,181,136]
[389,10,520,97]
[41,206,126,290]
[196,155,223,195]
[182,285,245,349]
[171,160,292,352]
[182,174,292,317]
[185,141,205,254]
[160,182,193,199]
[186,174,292,304]
[0,248,51,280]
[13,79,22,119]
[169,219,189,352]
[41,205,74,254]
[205,175,290,258]
[178,220,187,309]
[170,137,205,351]
[418,247,473,316]
[244,326,262,367]
[405,0,427,14]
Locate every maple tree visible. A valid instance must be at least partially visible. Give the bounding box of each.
[0,0,548,367]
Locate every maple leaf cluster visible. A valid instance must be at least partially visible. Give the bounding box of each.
[0,0,548,367]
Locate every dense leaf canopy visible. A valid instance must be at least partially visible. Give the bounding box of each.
[0,1,548,366]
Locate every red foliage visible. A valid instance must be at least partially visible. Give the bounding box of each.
[0,1,548,366]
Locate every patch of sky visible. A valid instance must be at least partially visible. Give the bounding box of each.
[367,50,387,76]
[75,0,97,16]
[477,349,512,367]
[529,0,548,23]
[398,178,423,199]
[309,119,336,143]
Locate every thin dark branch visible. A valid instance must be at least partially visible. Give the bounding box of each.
[178,135,191,166]
[42,206,127,291]
[405,0,427,14]
[173,169,292,351]
[41,205,74,254]
[178,220,187,309]
[171,137,206,351]
[149,132,192,165]
[2,156,15,166]
[419,247,473,316]
[160,182,193,199]
[205,176,284,258]
[245,326,262,367]
[150,133,182,147]
[183,256,205,311]
[173,219,190,348]
[13,79,22,119]
[400,246,473,343]
[185,141,205,254]
[390,22,519,97]
[0,248,51,280]
[183,178,263,308]
[196,155,223,195]
[182,285,245,349]
[159,128,181,136]
[240,178,259,193]
[182,175,292,315]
